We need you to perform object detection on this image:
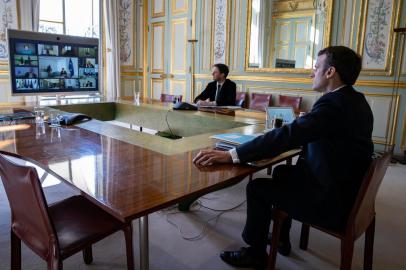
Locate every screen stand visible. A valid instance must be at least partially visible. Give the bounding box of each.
[55,95,65,105]
[90,92,104,100]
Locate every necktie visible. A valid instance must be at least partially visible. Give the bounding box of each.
[215,83,222,101]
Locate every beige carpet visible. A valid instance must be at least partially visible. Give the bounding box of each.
[1,161,405,270]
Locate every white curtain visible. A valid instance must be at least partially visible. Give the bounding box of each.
[32,0,40,31]
[18,0,40,31]
[103,0,121,100]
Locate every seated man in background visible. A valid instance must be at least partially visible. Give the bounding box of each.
[194,63,236,106]
[193,46,374,269]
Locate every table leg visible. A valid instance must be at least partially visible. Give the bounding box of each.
[139,215,149,270]
[177,195,200,212]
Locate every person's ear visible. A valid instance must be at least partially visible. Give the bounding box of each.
[325,66,336,79]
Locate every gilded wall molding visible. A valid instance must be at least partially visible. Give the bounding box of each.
[121,71,143,77]
[152,0,165,18]
[172,0,188,15]
[273,0,316,12]
[143,0,148,98]
[194,74,406,88]
[401,110,406,151]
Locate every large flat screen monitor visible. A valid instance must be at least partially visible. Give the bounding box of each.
[7,29,99,96]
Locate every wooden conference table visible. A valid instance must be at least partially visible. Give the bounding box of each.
[0,98,300,270]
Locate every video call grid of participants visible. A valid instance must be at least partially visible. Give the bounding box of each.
[13,40,98,91]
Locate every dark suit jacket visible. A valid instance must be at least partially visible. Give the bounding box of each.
[194,79,236,106]
[236,86,374,228]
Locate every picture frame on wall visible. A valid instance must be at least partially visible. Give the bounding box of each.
[359,0,401,76]
[119,0,136,71]
[0,0,20,64]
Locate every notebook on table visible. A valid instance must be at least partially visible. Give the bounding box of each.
[210,133,261,146]
[210,133,262,151]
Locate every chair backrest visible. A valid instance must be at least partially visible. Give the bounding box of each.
[249,93,272,111]
[0,153,57,260]
[346,153,391,238]
[160,94,182,102]
[279,95,302,111]
[236,92,247,107]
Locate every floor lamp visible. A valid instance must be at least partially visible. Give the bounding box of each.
[391,27,406,163]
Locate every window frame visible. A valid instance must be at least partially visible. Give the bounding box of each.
[39,0,100,38]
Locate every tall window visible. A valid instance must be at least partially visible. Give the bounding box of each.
[39,0,100,38]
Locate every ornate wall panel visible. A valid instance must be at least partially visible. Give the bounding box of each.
[171,18,187,74]
[402,43,406,75]
[200,0,213,71]
[194,81,203,99]
[229,0,242,71]
[169,79,186,98]
[151,22,165,73]
[151,77,164,99]
[121,78,134,96]
[213,0,228,64]
[364,93,400,145]
[152,0,165,18]
[172,0,188,15]
[0,0,19,63]
[119,0,136,70]
[136,0,144,71]
[359,0,401,75]
[401,111,406,151]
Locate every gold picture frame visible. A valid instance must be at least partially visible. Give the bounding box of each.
[244,0,334,74]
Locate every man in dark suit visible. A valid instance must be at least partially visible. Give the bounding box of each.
[194,63,236,106]
[193,46,374,269]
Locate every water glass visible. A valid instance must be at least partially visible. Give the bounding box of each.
[134,91,140,105]
[51,127,61,142]
[35,122,46,139]
[49,112,62,127]
[34,107,45,124]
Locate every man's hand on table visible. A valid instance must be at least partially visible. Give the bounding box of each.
[193,149,233,166]
[196,99,215,106]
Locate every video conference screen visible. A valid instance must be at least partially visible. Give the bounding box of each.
[8,30,99,95]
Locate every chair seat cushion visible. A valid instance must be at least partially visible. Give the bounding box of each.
[48,195,125,258]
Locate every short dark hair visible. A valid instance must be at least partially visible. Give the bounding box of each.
[213,63,229,78]
[318,46,362,85]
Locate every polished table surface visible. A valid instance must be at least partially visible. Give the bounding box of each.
[0,99,300,269]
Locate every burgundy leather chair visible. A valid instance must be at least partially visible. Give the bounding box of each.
[248,93,272,111]
[278,95,302,111]
[236,92,247,107]
[160,94,182,102]
[0,152,134,270]
[267,153,391,270]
